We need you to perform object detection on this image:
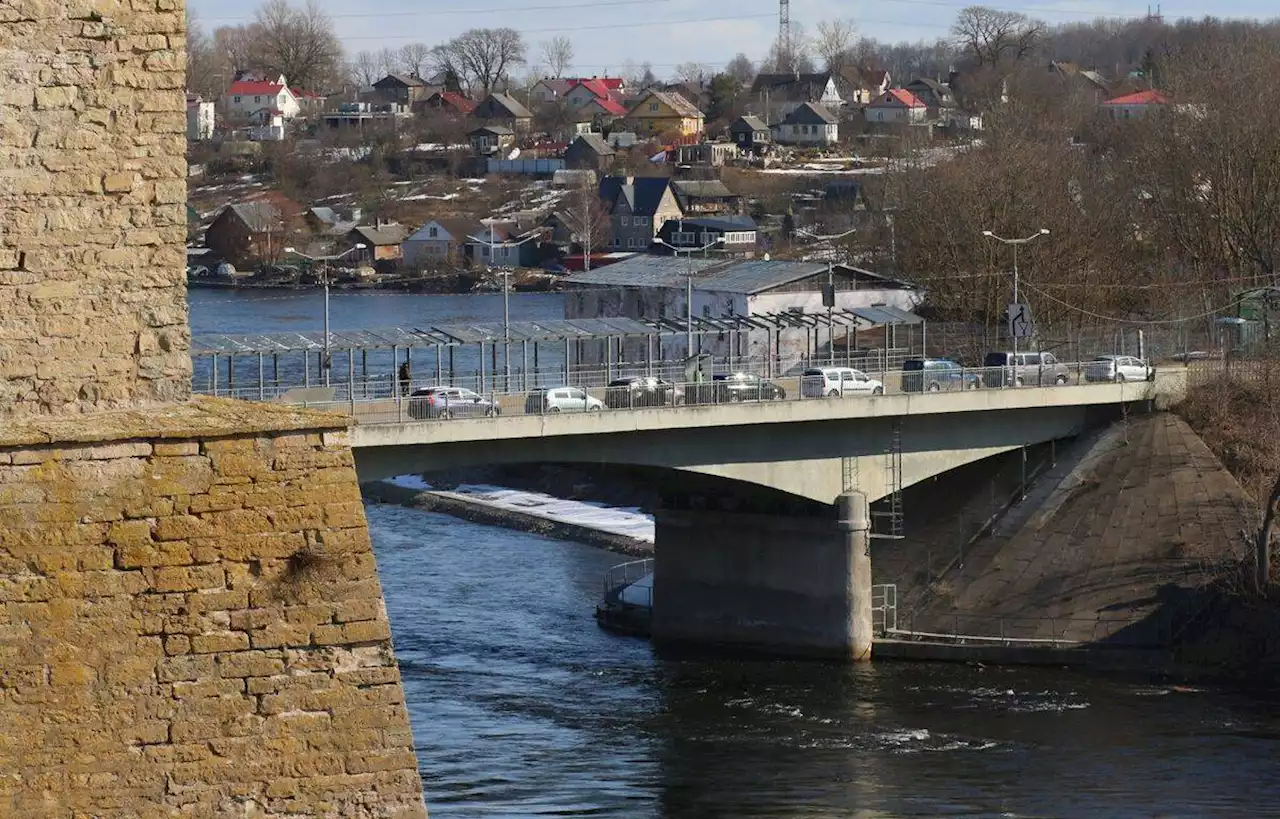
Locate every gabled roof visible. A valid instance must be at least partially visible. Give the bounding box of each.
[626,88,704,119]
[671,179,735,200]
[599,175,675,216]
[375,73,427,88]
[424,91,477,113]
[351,224,409,246]
[870,88,925,108]
[564,257,912,295]
[535,78,575,97]
[782,102,838,125]
[581,96,628,117]
[729,115,769,132]
[222,201,282,232]
[469,124,514,136]
[750,72,834,100]
[1102,89,1169,106]
[227,79,288,97]
[408,218,480,243]
[573,78,613,100]
[905,77,953,100]
[571,133,615,156]
[474,92,534,120]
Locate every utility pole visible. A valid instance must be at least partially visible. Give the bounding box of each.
[655,231,724,358]
[982,229,1049,373]
[470,227,542,391]
[796,226,858,364]
[282,243,367,388]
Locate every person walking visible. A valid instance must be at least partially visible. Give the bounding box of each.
[398,361,411,396]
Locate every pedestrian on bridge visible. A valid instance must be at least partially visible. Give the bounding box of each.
[398,361,411,396]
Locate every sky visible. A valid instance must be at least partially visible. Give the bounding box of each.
[189,0,1280,80]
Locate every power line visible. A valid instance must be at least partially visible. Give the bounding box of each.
[331,12,780,42]
[1021,279,1244,324]
[200,0,670,24]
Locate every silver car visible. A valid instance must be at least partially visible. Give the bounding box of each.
[1085,355,1153,383]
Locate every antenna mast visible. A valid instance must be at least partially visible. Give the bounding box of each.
[779,0,792,71]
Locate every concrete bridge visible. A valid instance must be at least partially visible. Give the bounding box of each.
[347,373,1184,662]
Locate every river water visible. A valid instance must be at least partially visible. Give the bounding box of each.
[193,292,1280,818]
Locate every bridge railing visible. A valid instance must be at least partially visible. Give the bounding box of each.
[601,558,654,608]
[883,608,1173,648]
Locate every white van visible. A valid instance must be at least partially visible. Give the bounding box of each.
[801,367,885,398]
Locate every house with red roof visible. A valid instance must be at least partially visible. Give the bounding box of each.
[421,91,477,117]
[866,88,927,124]
[1100,89,1169,120]
[565,78,626,110]
[223,74,301,122]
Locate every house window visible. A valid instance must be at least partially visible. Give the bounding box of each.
[428,226,438,237]
[233,96,241,103]
[254,96,261,103]
[637,216,647,226]
[620,215,629,225]
[649,103,659,112]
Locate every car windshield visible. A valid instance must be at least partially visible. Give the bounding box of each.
[1093,356,1117,362]
[903,360,925,371]
[802,369,824,376]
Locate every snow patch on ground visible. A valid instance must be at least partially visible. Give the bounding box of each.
[388,475,434,491]
[443,482,655,542]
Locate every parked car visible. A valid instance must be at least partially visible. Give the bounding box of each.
[408,386,500,420]
[902,358,981,392]
[981,351,1071,388]
[524,386,605,414]
[713,372,786,402]
[801,367,884,398]
[1085,355,1154,383]
[604,377,684,409]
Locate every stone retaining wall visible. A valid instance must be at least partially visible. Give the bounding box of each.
[0,399,427,817]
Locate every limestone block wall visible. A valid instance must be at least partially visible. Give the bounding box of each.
[0,399,427,817]
[0,0,192,415]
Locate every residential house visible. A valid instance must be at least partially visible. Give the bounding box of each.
[624,89,704,138]
[468,125,515,154]
[598,175,683,251]
[1101,89,1169,120]
[421,91,477,117]
[727,115,771,153]
[750,72,844,117]
[471,92,534,131]
[903,78,955,117]
[344,223,410,268]
[1048,61,1111,101]
[304,206,361,239]
[574,95,628,124]
[372,73,431,107]
[656,216,758,255]
[866,89,927,123]
[562,257,920,363]
[223,75,300,122]
[531,78,575,106]
[670,179,742,216]
[836,66,891,104]
[421,69,465,93]
[774,102,839,145]
[291,88,326,116]
[564,133,616,171]
[564,77,626,110]
[663,80,711,115]
[673,142,739,167]
[402,218,478,267]
[186,95,215,140]
[205,199,295,269]
[468,221,544,268]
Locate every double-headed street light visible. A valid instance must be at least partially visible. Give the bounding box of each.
[283,243,367,386]
[981,229,1050,365]
[467,226,544,390]
[796,226,859,363]
[654,233,725,357]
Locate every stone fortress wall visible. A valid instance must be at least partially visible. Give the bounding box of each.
[0,0,430,815]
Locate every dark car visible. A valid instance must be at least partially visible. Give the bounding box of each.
[713,372,786,402]
[604,377,684,409]
[902,358,981,392]
[408,386,500,420]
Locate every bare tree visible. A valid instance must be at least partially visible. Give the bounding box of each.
[436,28,527,96]
[762,23,816,74]
[399,42,432,77]
[250,0,343,90]
[540,36,574,78]
[213,24,261,79]
[348,50,383,88]
[187,11,224,98]
[562,176,612,271]
[671,61,711,83]
[815,18,858,71]
[952,6,1044,68]
[725,53,756,86]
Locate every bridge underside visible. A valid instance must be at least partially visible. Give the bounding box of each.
[353,404,1105,504]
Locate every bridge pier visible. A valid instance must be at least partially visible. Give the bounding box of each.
[651,491,872,660]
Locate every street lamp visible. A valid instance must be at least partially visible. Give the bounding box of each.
[981,229,1049,367]
[283,243,367,386]
[796,226,859,363]
[468,226,543,390]
[654,233,725,357]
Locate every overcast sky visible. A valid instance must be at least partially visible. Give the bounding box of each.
[190,0,1278,79]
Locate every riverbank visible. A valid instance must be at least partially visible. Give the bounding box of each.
[363,476,653,556]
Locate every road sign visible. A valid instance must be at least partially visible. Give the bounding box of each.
[1006,303,1034,339]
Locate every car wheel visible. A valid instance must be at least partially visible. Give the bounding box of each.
[729,391,741,402]
[1055,374,1069,385]
[827,389,840,397]
[872,386,884,395]
[927,382,941,392]
[966,380,979,390]
[550,406,561,413]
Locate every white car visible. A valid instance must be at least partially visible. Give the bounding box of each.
[1085,355,1153,383]
[801,367,885,398]
[525,386,605,413]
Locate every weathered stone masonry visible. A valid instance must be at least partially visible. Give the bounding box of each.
[0,0,192,415]
[0,399,427,816]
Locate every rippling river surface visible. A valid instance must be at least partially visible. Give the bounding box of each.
[366,502,1280,819]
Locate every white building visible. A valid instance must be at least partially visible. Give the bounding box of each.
[186,96,215,140]
[222,75,301,122]
[866,89,927,124]
[773,102,839,146]
[562,257,921,370]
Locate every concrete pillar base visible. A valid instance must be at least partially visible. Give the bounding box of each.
[651,492,872,661]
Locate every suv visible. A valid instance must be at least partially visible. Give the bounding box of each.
[981,351,1071,388]
[408,387,500,420]
[801,367,884,398]
[604,377,683,409]
[902,358,981,392]
[713,373,785,402]
[524,386,604,414]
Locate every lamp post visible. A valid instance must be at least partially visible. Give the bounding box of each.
[283,243,367,386]
[981,229,1049,368]
[468,227,543,390]
[796,226,859,363]
[654,234,725,357]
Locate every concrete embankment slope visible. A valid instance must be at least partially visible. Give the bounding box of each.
[886,413,1253,654]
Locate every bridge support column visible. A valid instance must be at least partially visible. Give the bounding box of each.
[651,491,873,660]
